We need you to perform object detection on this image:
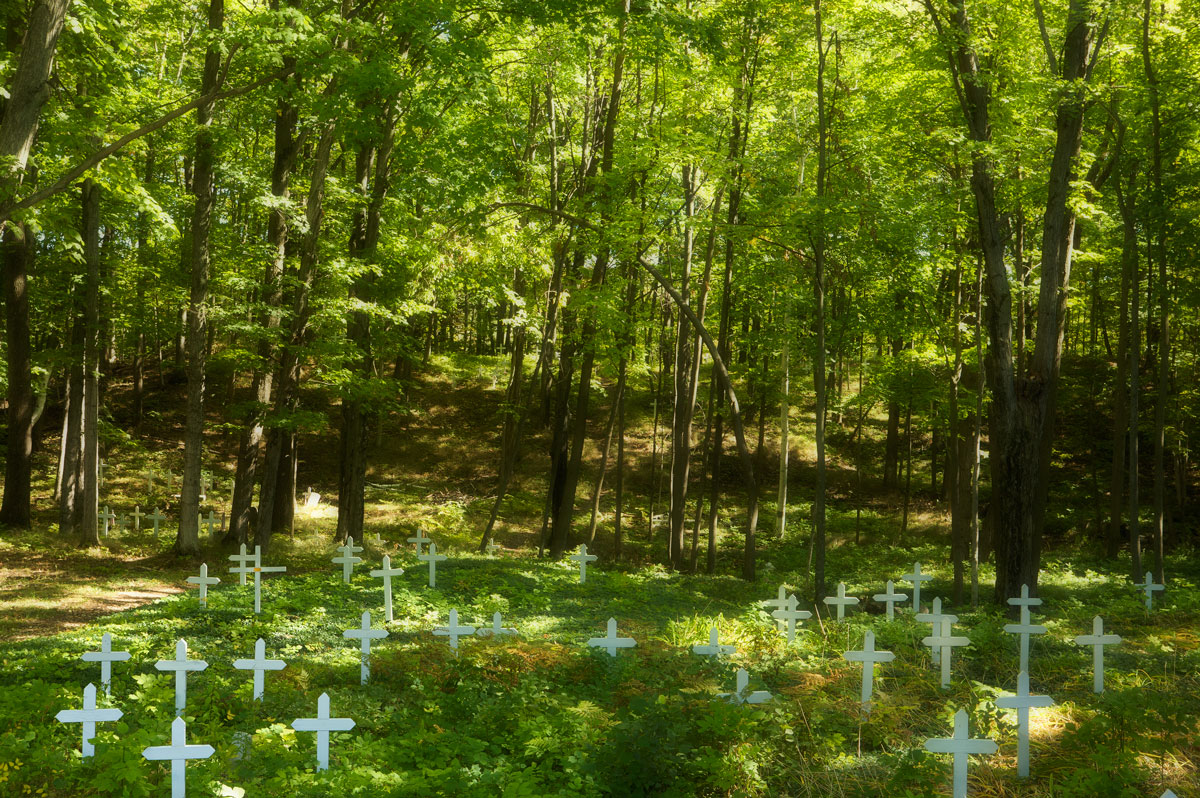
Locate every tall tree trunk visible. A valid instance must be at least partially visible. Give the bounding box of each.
[777,311,789,540]
[0,220,33,527]
[1107,175,1133,559]
[79,178,101,547]
[811,0,830,603]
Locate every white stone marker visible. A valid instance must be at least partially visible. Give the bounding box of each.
[485,541,500,555]
[718,668,772,705]
[155,639,208,717]
[142,716,214,798]
[434,609,477,652]
[200,510,220,539]
[844,630,895,712]
[902,561,934,614]
[228,543,256,586]
[569,544,599,583]
[186,563,220,609]
[418,541,448,588]
[924,615,970,690]
[252,563,287,614]
[1138,571,1165,611]
[773,594,812,642]
[56,683,123,757]
[823,582,860,621]
[1074,615,1121,694]
[587,617,636,657]
[344,610,388,684]
[1004,584,1046,675]
[148,506,166,536]
[872,580,909,620]
[82,632,130,697]
[131,505,145,532]
[98,505,115,537]
[407,528,432,555]
[332,539,364,583]
[369,555,405,622]
[996,670,1053,778]
[924,709,997,798]
[476,611,517,638]
[692,626,736,657]
[233,638,286,701]
[916,598,958,665]
[292,693,355,772]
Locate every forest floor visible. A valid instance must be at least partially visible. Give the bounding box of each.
[1,353,1197,796]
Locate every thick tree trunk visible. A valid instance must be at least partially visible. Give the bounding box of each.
[0,221,33,527]
[79,179,101,547]
[1107,184,1133,558]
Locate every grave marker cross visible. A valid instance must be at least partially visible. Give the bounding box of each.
[760,585,790,631]
[418,542,448,588]
[434,609,477,652]
[996,670,1053,778]
[332,539,364,583]
[114,514,131,534]
[692,626,736,658]
[822,582,860,621]
[154,639,208,717]
[56,683,123,758]
[185,563,220,609]
[872,580,909,621]
[902,561,934,614]
[142,716,215,798]
[843,630,895,712]
[924,709,998,798]
[292,693,355,772]
[148,507,166,536]
[98,506,115,537]
[81,632,130,698]
[484,541,499,555]
[772,595,812,642]
[343,610,388,684]
[200,511,220,539]
[1003,584,1046,674]
[131,505,145,532]
[252,563,286,614]
[228,543,257,586]
[1073,615,1121,694]
[1138,571,1165,611]
[718,668,772,705]
[369,555,405,622]
[569,544,599,583]
[916,598,958,665]
[476,611,517,638]
[407,528,432,555]
[587,617,636,657]
[923,615,970,689]
[232,638,286,701]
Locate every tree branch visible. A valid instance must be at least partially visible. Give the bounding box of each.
[1032,0,1060,74]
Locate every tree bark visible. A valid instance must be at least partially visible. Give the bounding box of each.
[79,178,101,547]
[0,221,33,527]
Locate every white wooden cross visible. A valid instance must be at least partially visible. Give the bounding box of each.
[923,615,970,689]
[144,469,157,493]
[760,585,790,630]
[692,626,736,658]
[369,555,405,623]
[407,528,432,555]
[199,510,220,538]
[773,594,812,642]
[587,617,636,657]
[131,505,145,532]
[233,638,286,701]
[924,709,997,798]
[98,505,115,537]
[82,632,130,698]
[142,716,214,798]
[200,473,212,495]
[148,506,166,536]
[332,538,364,583]
[822,582,860,621]
[155,639,208,717]
[844,630,895,712]
[1161,791,1178,798]
[718,668,772,705]
[433,608,476,652]
[1073,615,1121,693]
[476,611,517,639]
[485,541,500,555]
[98,459,108,486]
[418,541,448,588]
[186,563,220,609]
[1004,584,1046,675]
[56,683,123,758]
[252,563,287,614]
[916,597,958,665]
[114,514,131,534]
[292,692,355,771]
[343,610,388,684]
[996,670,1053,778]
[1138,571,1165,611]
[569,544,599,583]
[873,580,909,620]
[902,561,934,614]
[228,543,257,586]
